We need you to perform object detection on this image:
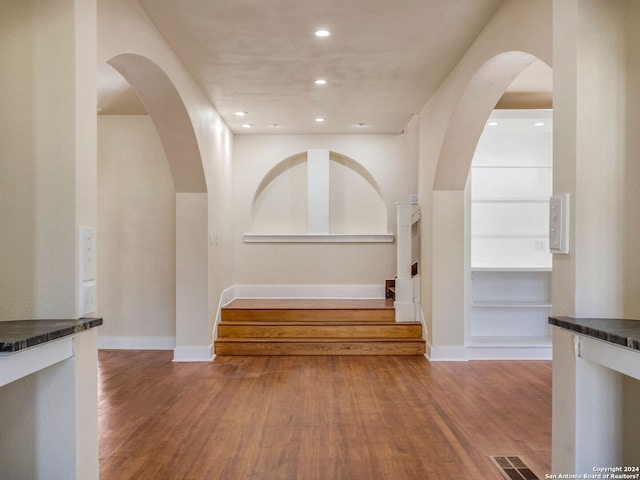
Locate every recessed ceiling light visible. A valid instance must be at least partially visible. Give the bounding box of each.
[314,79,327,85]
[487,121,499,126]
[242,123,253,129]
[355,122,367,127]
[315,29,330,37]
[271,123,282,128]
[235,111,248,117]
[315,117,325,123]
[534,122,545,127]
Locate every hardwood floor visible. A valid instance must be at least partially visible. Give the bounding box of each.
[99,351,551,480]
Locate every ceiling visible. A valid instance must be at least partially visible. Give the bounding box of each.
[98,0,552,134]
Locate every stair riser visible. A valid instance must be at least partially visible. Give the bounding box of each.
[218,324,422,339]
[215,341,426,356]
[221,309,395,322]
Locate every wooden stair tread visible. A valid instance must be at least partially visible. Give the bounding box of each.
[216,337,425,343]
[216,297,425,355]
[214,340,425,356]
[218,320,419,326]
[223,298,394,310]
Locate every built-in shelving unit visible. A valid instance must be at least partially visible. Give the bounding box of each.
[468,110,552,358]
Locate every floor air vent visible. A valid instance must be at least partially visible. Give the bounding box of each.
[489,456,540,480]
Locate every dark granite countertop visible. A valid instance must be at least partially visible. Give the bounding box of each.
[549,316,640,351]
[0,318,103,354]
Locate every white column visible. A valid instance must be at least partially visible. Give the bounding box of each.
[395,203,416,322]
[307,149,330,234]
[175,193,211,361]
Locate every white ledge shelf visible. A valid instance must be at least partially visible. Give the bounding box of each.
[471,266,552,272]
[243,233,395,244]
[472,300,552,308]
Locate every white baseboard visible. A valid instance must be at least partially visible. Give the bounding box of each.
[173,344,214,362]
[213,285,237,340]
[98,336,175,350]
[426,343,552,361]
[426,344,469,361]
[467,346,552,360]
[232,284,385,299]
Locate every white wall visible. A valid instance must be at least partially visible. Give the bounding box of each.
[551,0,640,473]
[97,116,176,343]
[233,122,418,287]
[0,0,96,320]
[0,0,99,476]
[554,0,640,319]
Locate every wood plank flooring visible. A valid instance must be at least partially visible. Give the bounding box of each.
[99,351,551,480]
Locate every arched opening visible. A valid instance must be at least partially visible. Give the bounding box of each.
[430,51,552,360]
[106,54,206,193]
[97,55,209,360]
[434,51,544,191]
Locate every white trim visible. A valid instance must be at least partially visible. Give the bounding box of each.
[220,285,237,306]
[467,346,552,360]
[213,285,237,341]
[98,336,175,350]
[0,337,74,388]
[173,344,214,362]
[243,233,394,243]
[425,342,552,361]
[426,344,469,361]
[232,284,385,299]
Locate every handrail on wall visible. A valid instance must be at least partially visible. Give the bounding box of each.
[395,203,420,322]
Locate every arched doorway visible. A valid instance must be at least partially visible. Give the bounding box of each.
[97,54,210,361]
[429,51,552,360]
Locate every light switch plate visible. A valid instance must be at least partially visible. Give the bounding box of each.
[81,283,97,316]
[78,226,96,281]
[78,226,97,316]
[549,193,570,254]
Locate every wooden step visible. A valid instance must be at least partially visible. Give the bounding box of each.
[221,299,395,323]
[214,338,426,356]
[218,321,422,339]
[216,298,425,356]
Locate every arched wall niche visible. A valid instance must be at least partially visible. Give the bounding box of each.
[106,53,207,193]
[250,150,387,235]
[329,151,387,234]
[251,152,308,234]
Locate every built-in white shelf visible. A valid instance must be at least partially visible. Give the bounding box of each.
[468,110,553,358]
[471,266,551,272]
[472,164,552,169]
[472,300,552,308]
[243,233,394,243]
[471,196,550,203]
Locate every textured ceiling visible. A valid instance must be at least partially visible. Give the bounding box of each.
[97,0,551,134]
